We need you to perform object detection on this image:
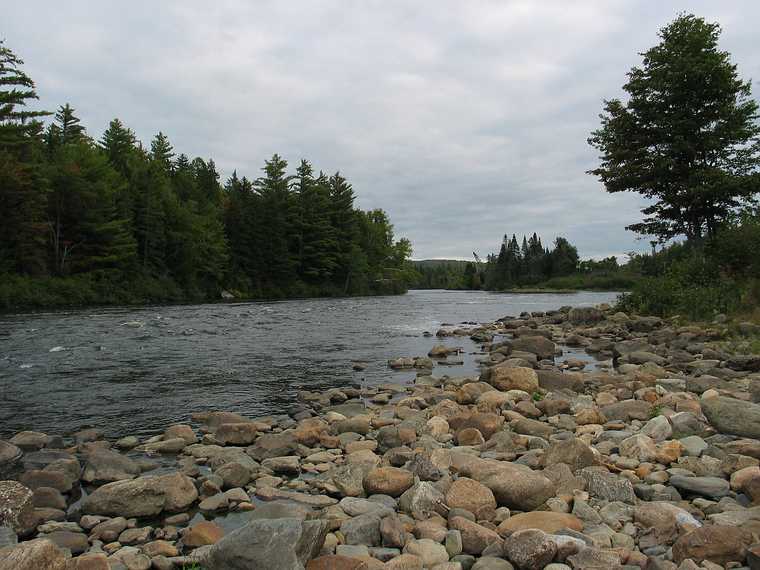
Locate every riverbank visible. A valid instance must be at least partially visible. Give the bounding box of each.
[3,303,760,568]
[0,273,409,312]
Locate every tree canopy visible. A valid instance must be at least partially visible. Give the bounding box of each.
[588,13,760,242]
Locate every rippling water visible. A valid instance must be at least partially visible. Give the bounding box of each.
[0,290,618,438]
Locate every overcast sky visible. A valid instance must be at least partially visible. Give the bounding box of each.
[5,1,759,260]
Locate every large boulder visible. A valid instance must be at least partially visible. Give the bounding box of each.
[568,306,604,324]
[82,472,197,517]
[459,460,556,511]
[445,477,497,520]
[702,396,760,439]
[199,517,328,570]
[0,481,36,536]
[81,448,141,483]
[247,432,299,461]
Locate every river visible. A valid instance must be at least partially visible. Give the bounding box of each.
[0,290,619,438]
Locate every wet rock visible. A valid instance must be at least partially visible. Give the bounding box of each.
[536,371,583,392]
[82,448,141,483]
[511,336,556,360]
[9,432,51,451]
[42,530,88,554]
[601,400,652,422]
[200,518,328,570]
[247,432,299,461]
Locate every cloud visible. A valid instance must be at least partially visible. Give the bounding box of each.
[5,0,759,260]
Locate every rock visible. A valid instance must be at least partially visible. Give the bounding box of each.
[536,371,583,392]
[498,512,583,534]
[0,538,69,570]
[215,461,253,488]
[568,307,603,324]
[634,502,700,548]
[0,441,22,476]
[18,470,72,493]
[262,455,301,475]
[702,396,760,439]
[511,336,556,360]
[82,472,197,517]
[669,475,729,499]
[164,424,197,444]
[542,439,596,472]
[449,516,503,555]
[200,518,328,570]
[579,468,636,504]
[183,521,225,548]
[66,553,109,569]
[82,448,141,483]
[399,482,444,520]
[341,513,381,546]
[503,528,556,570]
[672,525,753,565]
[31,487,65,510]
[619,434,658,462]
[0,480,36,535]
[199,493,229,513]
[640,415,673,442]
[43,530,88,554]
[490,366,539,393]
[601,399,651,422]
[215,422,260,445]
[89,517,128,542]
[384,554,424,569]
[306,555,368,570]
[565,547,621,569]
[108,545,150,569]
[247,432,299,461]
[363,467,414,497]
[9,432,50,451]
[460,461,556,511]
[403,538,449,567]
[445,477,496,520]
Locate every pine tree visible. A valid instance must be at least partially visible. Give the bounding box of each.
[329,171,358,292]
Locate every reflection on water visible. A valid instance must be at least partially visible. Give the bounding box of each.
[0,290,618,437]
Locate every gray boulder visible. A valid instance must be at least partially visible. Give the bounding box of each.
[702,396,760,439]
[81,448,141,483]
[199,517,328,570]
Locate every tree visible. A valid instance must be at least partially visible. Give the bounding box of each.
[0,41,48,152]
[588,14,760,242]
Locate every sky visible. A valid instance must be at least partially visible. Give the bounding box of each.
[5,1,760,260]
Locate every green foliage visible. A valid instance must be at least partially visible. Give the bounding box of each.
[588,14,760,242]
[0,40,414,309]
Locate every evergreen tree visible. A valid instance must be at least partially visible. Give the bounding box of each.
[329,171,359,292]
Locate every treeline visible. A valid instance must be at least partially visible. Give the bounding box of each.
[412,233,610,291]
[0,41,414,309]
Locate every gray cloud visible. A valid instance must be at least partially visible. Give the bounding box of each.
[5,0,759,260]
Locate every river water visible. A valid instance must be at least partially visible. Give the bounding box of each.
[0,290,618,438]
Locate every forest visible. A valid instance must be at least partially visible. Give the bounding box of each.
[412,233,629,291]
[0,42,415,309]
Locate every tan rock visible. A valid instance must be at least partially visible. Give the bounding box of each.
[183,520,225,548]
[363,467,414,497]
[448,516,503,555]
[497,511,582,534]
[672,525,753,565]
[490,366,539,393]
[445,477,497,520]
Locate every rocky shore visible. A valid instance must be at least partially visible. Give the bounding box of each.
[3,304,760,569]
